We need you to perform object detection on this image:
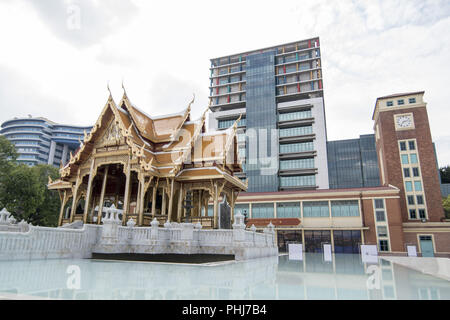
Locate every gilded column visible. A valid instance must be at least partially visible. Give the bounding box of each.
[161,188,166,218]
[69,171,81,223]
[122,159,132,225]
[151,185,157,219]
[138,175,145,226]
[58,190,67,227]
[230,190,235,225]
[83,159,96,223]
[213,183,219,229]
[177,183,183,222]
[167,179,174,222]
[97,165,109,225]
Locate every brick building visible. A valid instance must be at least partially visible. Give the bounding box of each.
[229,91,450,257]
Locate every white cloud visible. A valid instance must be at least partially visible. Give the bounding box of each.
[0,0,449,165]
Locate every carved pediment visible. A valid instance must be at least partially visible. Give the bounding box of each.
[96,120,125,148]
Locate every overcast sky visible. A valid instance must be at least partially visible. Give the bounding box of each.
[0,0,449,166]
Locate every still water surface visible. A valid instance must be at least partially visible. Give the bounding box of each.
[0,254,449,300]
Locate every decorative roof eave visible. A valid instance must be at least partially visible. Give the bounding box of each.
[169,94,194,140]
[171,106,209,176]
[60,94,117,178]
[222,113,243,168]
[175,167,247,191]
[62,93,148,179]
[47,179,72,190]
[119,90,193,144]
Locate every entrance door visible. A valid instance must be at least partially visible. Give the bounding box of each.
[419,236,434,257]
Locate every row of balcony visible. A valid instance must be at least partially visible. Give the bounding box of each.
[210,39,320,69]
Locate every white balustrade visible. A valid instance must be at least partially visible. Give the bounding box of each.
[0,212,277,261]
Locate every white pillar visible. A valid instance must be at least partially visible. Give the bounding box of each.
[48,141,56,165]
[61,145,69,165]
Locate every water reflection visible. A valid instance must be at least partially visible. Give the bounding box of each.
[0,254,449,300]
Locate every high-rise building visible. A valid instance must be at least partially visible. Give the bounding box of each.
[1,116,91,167]
[327,134,381,189]
[209,37,329,193]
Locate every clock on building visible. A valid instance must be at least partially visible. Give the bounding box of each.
[395,114,414,130]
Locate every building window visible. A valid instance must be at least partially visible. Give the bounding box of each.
[252,203,274,219]
[403,168,411,178]
[414,181,423,191]
[377,226,388,237]
[379,240,390,252]
[387,101,394,107]
[279,141,314,154]
[419,209,427,219]
[303,201,329,218]
[398,99,405,105]
[405,181,413,192]
[376,210,386,222]
[279,175,316,187]
[279,126,313,138]
[409,209,417,219]
[417,195,424,205]
[410,154,418,164]
[279,158,315,170]
[407,195,415,205]
[409,141,416,150]
[409,98,416,104]
[331,200,360,217]
[235,204,249,217]
[401,155,409,164]
[413,167,420,177]
[277,202,301,218]
[278,110,312,122]
[400,141,407,151]
[374,199,384,209]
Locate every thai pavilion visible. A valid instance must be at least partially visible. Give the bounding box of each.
[48,88,247,229]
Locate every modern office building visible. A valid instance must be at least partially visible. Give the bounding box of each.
[209,37,329,193]
[224,91,450,257]
[327,134,381,189]
[1,116,91,167]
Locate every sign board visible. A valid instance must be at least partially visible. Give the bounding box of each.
[360,245,378,263]
[323,244,332,262]
[288,243,303,261]
[407,245,417,257]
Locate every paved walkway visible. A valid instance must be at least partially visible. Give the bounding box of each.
[381,256,450,281]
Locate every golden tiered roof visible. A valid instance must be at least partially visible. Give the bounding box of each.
[56,89,246,191]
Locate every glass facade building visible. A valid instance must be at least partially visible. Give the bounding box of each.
[1,117,91,167]
[245,51,279,192]
[327,134,380,189]
[209,37,329,193]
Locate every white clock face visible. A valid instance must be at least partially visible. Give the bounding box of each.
[396,115,413,128]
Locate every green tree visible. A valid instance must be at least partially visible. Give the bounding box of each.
[1,164,44,223]
[0,136,61,226]
[440,166,450,183]
[443,195,450,219]
[0,136,18,209]
[31,164,61,227]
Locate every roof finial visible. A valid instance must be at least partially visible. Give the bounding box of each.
[122,78,127,98]
[107,81,112,96]
[187,93,195,112]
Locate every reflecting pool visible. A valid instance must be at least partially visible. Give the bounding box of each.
[0,254,449,300]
